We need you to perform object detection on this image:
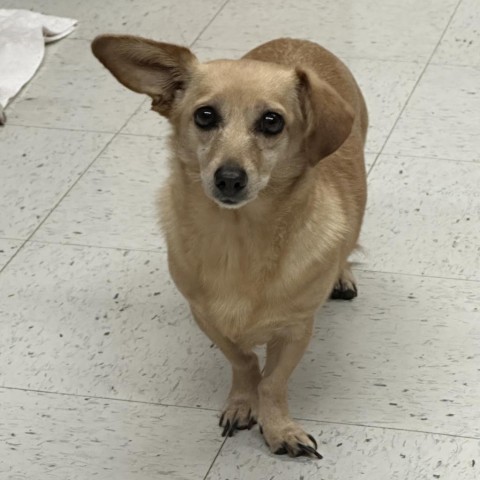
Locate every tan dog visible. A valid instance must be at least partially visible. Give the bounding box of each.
[92,36,367,459]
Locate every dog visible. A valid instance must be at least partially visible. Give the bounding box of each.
[92,35,367,458]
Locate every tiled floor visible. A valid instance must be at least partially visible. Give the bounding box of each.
[0,1,479,479]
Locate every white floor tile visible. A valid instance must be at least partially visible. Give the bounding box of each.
[292,271,480,438]
[0,240,22,269]
[364,153,377,171]
[33,135,169,251]
[120,100,171,138]
[384,64,480,162]
[6,39,144,132]
[361,155,480,279]
[433,0,480,67]
[206,422,480,480]
[0,388,222,480]
[1,243,479,440]
[0,126,112,238]
[347,59,423,152]
[4,0,226,43]
[0,243,228,406]
[195,0,457,61]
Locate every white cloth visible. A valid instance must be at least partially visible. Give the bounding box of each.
[0,9,77,122]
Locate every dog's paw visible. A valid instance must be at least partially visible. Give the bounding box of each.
[259,419,322,459]
[330,280,358,300]
[330,266,358,300]
[219,395,257,437]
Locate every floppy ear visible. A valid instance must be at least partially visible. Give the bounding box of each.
[91,34,197,117]
[296,68,354,164]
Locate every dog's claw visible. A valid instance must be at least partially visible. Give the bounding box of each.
[221,420,231,437]
[219,407,256,435]
[228,420,238,437]
[298,443,323,459]
[307,434,318,450]
[274,445,288,455]
[247,417,257,430]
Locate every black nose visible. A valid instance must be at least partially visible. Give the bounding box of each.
[214,165,248,198]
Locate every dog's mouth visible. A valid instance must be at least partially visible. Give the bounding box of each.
[213,195,247,209]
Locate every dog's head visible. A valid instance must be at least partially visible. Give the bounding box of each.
[92,35,354,209]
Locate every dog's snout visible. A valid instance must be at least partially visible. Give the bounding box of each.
[214,165,248,198]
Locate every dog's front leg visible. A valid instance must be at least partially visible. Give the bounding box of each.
[192,311,262,437]
[258,318,322,459]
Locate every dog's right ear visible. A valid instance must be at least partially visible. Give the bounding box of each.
[91,35,197,117]
[296,68,354,165]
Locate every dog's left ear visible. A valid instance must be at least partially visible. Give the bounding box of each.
[296,68,354,164]
[91,34,198,117]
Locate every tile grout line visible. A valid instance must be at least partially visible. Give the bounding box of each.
[189,0,231,48]
[1,384,479,443]
[0,237,25,242]
[202,437,229,480]
[27,238,167,254]
[351,267,480,284]
[0,98,149,277]
[372,152,480,165]
[3,123,118,134]
[297,416,480,442]
[366,0,464,176]
[0,384,218,412]
[18,238,480,284]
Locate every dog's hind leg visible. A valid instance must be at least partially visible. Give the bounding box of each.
[330,262,358,300]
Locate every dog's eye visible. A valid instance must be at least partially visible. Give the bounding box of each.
[194,106,219,130]
[258,111,284,136]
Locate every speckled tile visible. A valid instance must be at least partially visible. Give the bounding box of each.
[6,39,144,132]
[0,388,222,480]
[383,65,480,162]
[0,242,229,406]
[292,270,480,438]
[120,100,172,138]
[361,154,480,279]
[346,59,424,152]
[195,0,457,62]
[1,243,479,439]
[433,0,480,67]
[2,0,227,43]
[33,135,169,251]
[364,153,377,172]
[206,422,480,480]
[0,240,22,269]
[0,126,112,239]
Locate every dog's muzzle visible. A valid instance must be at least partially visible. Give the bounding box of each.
[213,164,248,205]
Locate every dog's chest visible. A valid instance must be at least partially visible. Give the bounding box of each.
[171,219,289,341]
